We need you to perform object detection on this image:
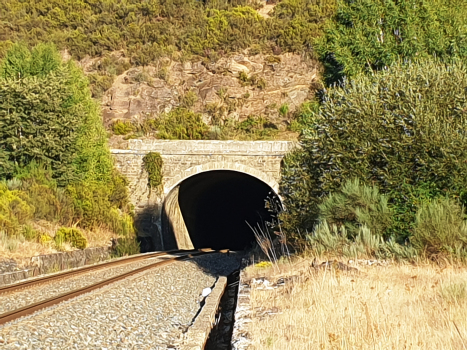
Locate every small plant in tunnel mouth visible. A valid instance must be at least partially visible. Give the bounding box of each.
[248,194,290,271]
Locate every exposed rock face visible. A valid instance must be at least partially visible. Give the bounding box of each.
[101,53,320,128]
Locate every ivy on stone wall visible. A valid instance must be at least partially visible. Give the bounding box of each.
[142,152,163,191]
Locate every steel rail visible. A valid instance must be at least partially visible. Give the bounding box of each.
[0,248,208,295]
[0,249,228,326]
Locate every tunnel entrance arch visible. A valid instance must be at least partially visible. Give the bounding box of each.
[163,162,280,195]
[161,163,281,251]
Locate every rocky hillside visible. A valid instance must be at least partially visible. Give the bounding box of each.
[80,51,321,142]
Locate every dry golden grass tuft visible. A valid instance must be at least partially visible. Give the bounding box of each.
[84,227,117,248]
[245,258,467,349]
[0,232,56,261]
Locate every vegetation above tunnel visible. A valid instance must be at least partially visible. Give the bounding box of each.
[0,0,336,62]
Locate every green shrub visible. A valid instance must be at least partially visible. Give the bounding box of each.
[0,183,33,236]
[54,227,88,250]
[111,120,136,136]
[142,152,163,191]
[289,100,319,133]
[316,0,467,83]
[109,210,135,237]
[66,183,112,230]
[318,179,393,239]
[39,234,53,245]
[232,116,278,139]
[237,72,267,90]
[88,73,114,98]
[271,0,337,53]
[22,224,40,242]
[412,198,467,259]
[280,59,467,241]
[0,43,114,186]
[144,108,209,140]
[279,103,289,117]
[111,237,140,257]
[179,90,198,109]
[15,164,74,225]
[307,221,418,260]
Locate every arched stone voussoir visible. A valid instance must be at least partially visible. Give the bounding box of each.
[163,162,280,195]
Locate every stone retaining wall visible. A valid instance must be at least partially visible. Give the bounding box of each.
[0,247,111,287]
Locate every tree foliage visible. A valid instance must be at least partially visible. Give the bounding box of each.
[280,59,467,241]
[0,44,135,246]
[0,43,113,185]
[316,0,467,83]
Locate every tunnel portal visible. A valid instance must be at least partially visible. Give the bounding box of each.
[177,170,275,250]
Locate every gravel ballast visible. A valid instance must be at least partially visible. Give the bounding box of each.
[0,254,181,314]
[0,253,240,349]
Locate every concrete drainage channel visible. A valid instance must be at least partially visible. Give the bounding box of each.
[182,262,243,350]
[204,270,240,350]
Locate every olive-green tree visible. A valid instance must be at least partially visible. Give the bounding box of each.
[0,43,113,185]
[280,59,467,241]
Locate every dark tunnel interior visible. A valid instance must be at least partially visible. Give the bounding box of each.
[178,170,275,250]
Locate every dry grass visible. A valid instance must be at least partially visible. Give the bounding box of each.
[0,232,56,261]
[0,225,116,262]
[84,227,117,248]
[245,258,467,350]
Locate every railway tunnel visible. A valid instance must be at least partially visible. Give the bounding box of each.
[162,170,277,250]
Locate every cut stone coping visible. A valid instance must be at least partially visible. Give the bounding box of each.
[181,276,227,350]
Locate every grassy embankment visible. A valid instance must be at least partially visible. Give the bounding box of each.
[245,260,467,350]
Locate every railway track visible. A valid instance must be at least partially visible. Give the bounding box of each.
[0,248,227,326]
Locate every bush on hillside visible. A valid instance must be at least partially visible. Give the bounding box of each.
[318,179,393,239]
[271,0,337,53]
[143,108,210,140]
[0,0,336,64]
[112,120,136,136]
[54,227,88,250]
[412,198,467,259]
[316,0,467,83]
[0,183,33,236]
[280,59,467,241]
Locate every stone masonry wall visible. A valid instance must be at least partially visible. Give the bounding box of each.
[111,140,296,251]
